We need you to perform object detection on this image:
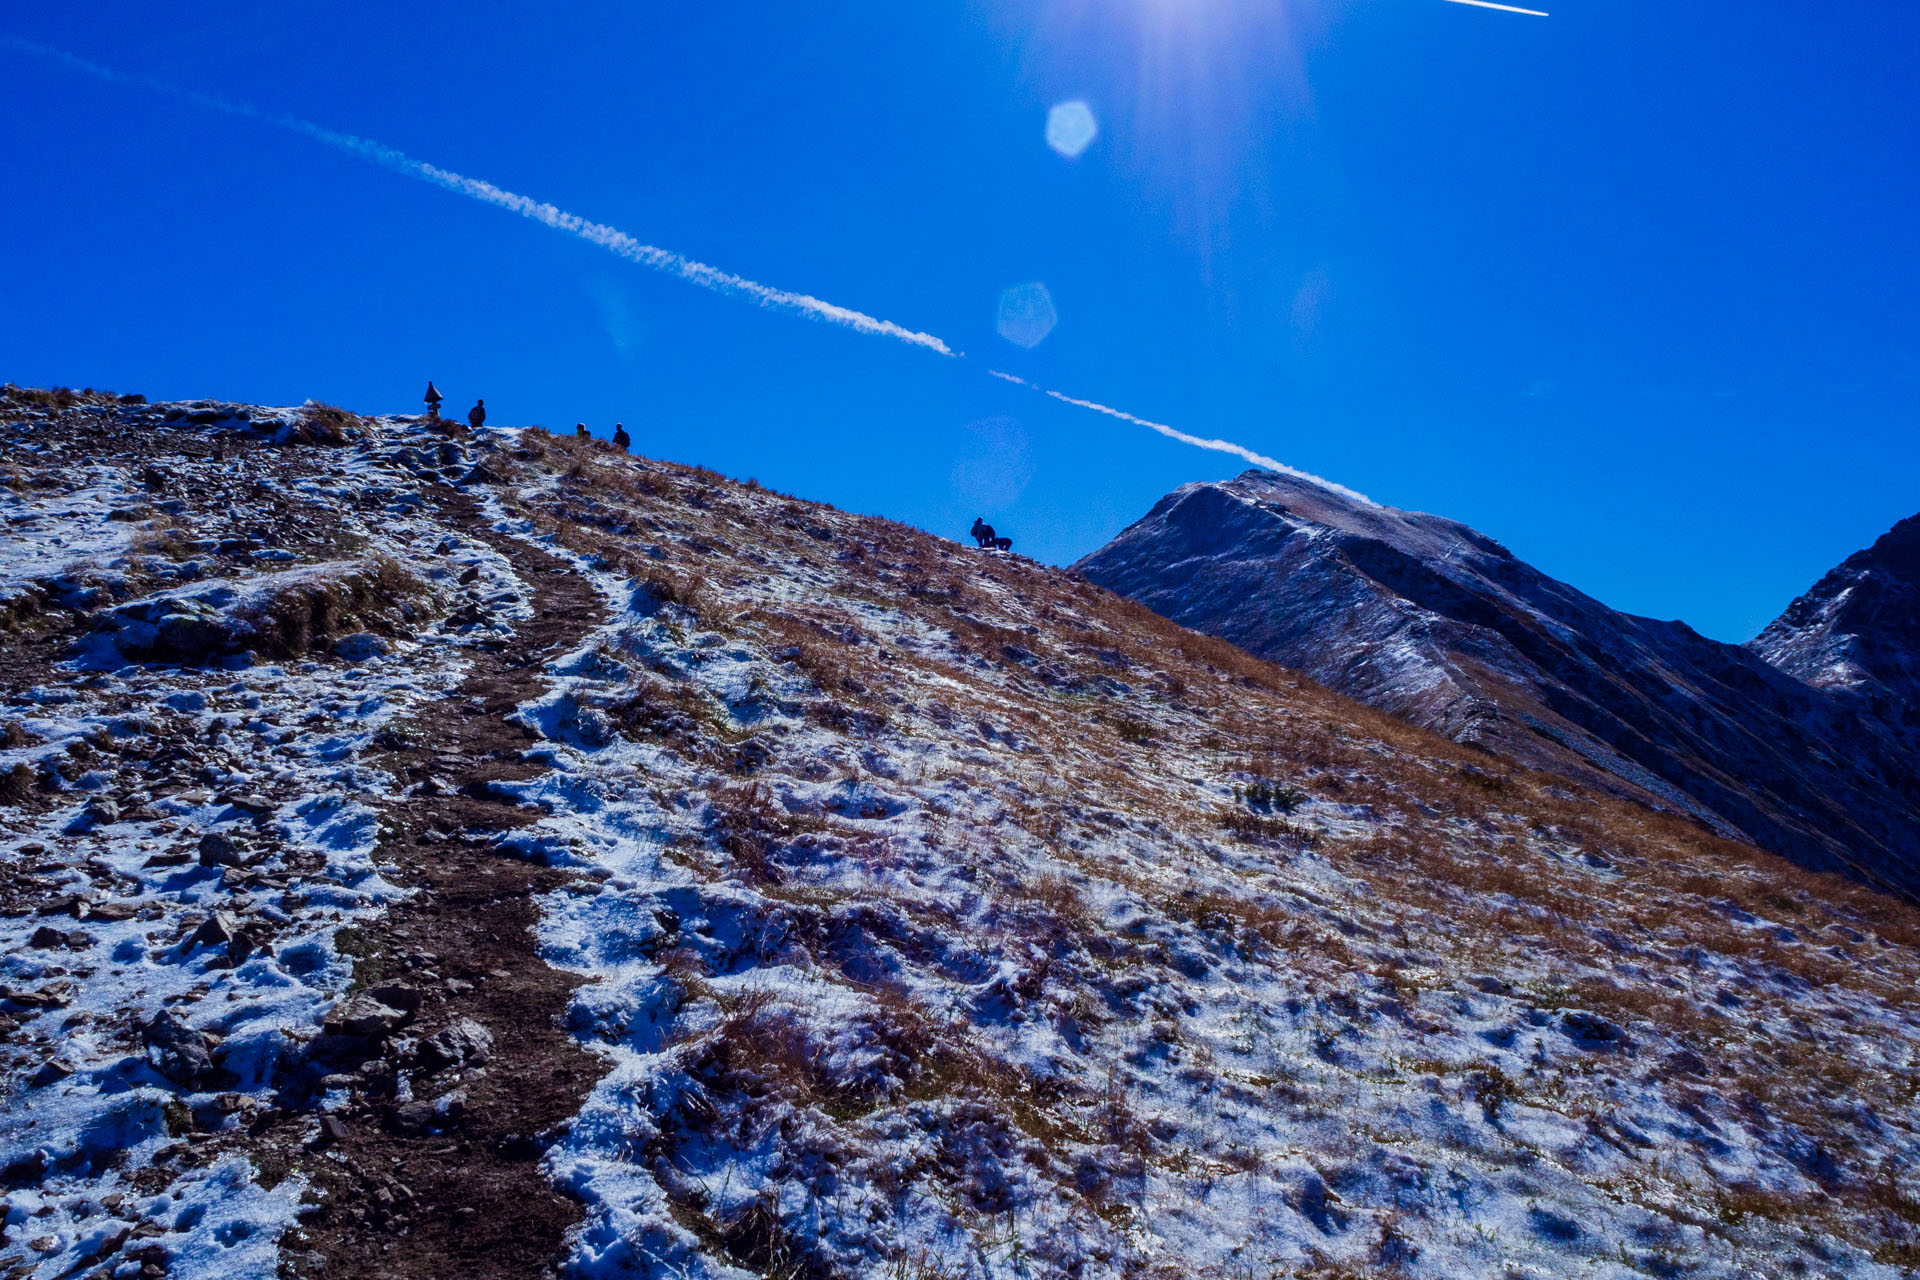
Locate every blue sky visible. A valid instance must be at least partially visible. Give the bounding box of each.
[2,1,1915,642]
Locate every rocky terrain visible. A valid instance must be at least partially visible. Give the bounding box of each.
[3,386,1919,1280]
[1075,470,1920,898]
[1753,513,1920,741]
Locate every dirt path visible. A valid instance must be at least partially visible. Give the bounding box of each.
[278,488,609,1280]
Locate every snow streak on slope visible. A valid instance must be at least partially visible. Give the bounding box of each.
[0,399,531,1280]
[471,434,1920,1279]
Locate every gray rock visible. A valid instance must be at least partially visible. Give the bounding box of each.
[332,632,389,663]
[415,1018,493,1072]
[143,1010,219,1090]
[387,1093,464,1136]
[367,983,425,1014]
[325,995,410,1040]
[187,911,238,952]
[28,1059,73,1088]
[197,832,246,868]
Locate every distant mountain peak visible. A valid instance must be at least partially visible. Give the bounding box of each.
[1079,477,1920,895]
[1752,511,1920,713]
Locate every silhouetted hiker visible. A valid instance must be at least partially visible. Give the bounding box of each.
[468,399,486,430]
[970,517,1013,552]
[423,381,443,419]
[612,423,631,451]
[575,423,590,439]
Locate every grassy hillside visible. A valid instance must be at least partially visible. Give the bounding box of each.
[1,390,1916,1279]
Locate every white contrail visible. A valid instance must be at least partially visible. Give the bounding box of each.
[988,371,1372,504]
[0,37,955,357]
[8,35,1366,496]
[317,135,959,355]
[1439,0,1549,15]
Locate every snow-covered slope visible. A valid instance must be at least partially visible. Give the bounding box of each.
[1075,471,1920,897]
[4,388,1920,1280]
[1752,513,1920,734]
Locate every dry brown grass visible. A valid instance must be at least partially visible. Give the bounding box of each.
[1165,889,1294,952]
[1017,871,1096,941]
[452,433,1920,1257]
[706,781,837,885]
[286,402,363,445]
[522,422,1920,985]
[0,762,40,807]
[1218,809,1321,850]
[1,384,143,410]
[236,557,428,658]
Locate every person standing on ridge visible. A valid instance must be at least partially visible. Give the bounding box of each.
[575,423,589,439]
[612,423,631,451]
[468,399,486,430]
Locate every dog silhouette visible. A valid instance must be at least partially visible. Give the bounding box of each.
[969,517,1012,552]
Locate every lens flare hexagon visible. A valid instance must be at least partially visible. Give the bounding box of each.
[1045,100,1098,158]
[996,283,1058,349]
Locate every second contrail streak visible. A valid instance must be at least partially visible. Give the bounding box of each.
[987,372,1369,503]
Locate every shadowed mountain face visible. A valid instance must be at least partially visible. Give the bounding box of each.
[1076,470,1920,895]
[1753,514,1920,735]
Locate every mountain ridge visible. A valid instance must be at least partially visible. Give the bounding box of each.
[1753,512,1920,729]
[1076,469,1920,896]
